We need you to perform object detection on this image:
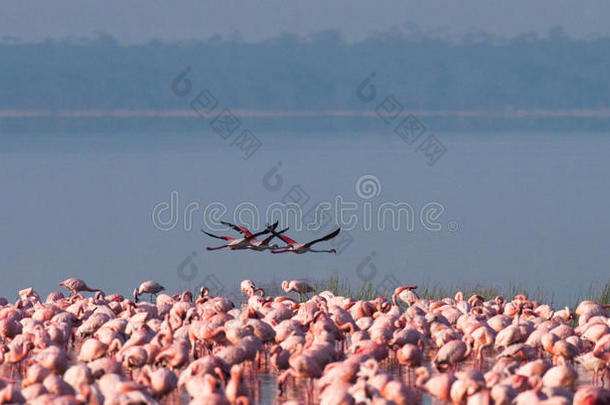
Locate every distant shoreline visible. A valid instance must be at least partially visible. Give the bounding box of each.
[2,108,610,118]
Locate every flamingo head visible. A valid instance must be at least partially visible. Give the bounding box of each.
[379,300,391,313]
[394,286,408,296]
[467,294,483,306]
[132,288,139,303]
[240,280,255,293]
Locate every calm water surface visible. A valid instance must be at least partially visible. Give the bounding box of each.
[1,131,609,305]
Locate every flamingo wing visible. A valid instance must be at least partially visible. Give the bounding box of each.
[269,228,298,245]
[245,221,279,241]
[304,228,340,247]
[220,220,252,237]
[201,230,234,241]
[261,227,289,244]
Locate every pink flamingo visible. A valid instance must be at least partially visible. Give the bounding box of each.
[392,285,419,307]
[270,228,340,254]
[58,278,101,296]
[201,221,278,251]
[433,337,472,372]
[221,220,288,251]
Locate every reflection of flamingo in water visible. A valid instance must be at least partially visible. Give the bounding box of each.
[269,228,341,254]
[202,221,278,251]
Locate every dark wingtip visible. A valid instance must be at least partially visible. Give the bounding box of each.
[265,222,279,232]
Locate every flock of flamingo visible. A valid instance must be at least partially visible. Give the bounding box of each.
[1,276,610,404]
[202,221,341,254]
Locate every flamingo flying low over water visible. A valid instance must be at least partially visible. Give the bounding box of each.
[217,220,289,251]
[269,228,341,254]
[247,226,290,251]
[201,221,279,251]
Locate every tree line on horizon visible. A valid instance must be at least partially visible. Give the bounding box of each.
[1,28,609,112]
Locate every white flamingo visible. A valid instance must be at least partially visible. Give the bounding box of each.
[133,280,165,303]
[240,280,265,296]
[282,280,315,301]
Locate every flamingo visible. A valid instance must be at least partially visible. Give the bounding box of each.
[248,227,289,251]
[240,280,265,296]
[216,220,290,251]
[202,221,278,251]
[391,285,419,307]
[133,280,165,303]
[396,343,423,385]
[10,275,610,403]
[573,385,610,405]
[282,280,315,301]
[269,228,341,254]
[58,278,101,296]
[219,220,287,251]
[433,337,472,371]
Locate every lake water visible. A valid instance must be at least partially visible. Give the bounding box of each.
[1,131,609,305]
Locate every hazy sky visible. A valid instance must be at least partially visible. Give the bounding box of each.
[2,1,610,43]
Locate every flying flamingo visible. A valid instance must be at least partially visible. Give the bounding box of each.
[269,228,340,254]
[216,220,288,251]
[201,221,278,251]
[248,227,289,251]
